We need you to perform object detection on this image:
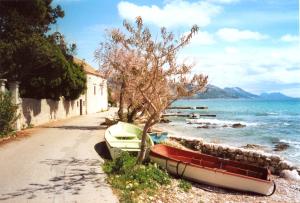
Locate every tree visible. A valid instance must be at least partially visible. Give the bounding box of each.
[0,0,86,100]
[96,17,208,162]
[0,92,19,137]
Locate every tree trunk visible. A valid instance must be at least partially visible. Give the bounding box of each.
[137,115,157,163]
[127,106,141,123]
[137,124,150,163]
[118,82,125,121]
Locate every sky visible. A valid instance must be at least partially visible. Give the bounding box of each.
[52,0,300,97]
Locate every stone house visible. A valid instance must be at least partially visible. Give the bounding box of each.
[0,58,108,130]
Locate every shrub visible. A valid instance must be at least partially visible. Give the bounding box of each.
[102,152,171,202]
[0,91,18,137]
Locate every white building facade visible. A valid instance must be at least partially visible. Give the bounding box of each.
[0,58,108,129]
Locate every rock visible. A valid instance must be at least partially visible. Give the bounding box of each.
[270,155,281,162]
[236,148,242,154]
[197,125,209,129]
[228,147,236,153]
[280,169,300,181]
[222,125,228,127]
[103,117,118,126]
[160,118,171,123]
[231,123,246,128]
[274,142,289,151]
[236,154,243,160]
[253,152,261,158]
[279,161,289,170]
[241,144,266,150]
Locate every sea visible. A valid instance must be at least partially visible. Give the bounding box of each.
[159,99,300,166]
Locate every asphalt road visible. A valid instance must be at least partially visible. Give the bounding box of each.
[0,110,118,203]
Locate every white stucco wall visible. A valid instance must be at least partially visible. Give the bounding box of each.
[18,73,107,128]
[86,74,108,114]
[20,95,86,127]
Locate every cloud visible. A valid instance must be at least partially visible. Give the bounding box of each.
[182,45,300,96]
[184,30,215,45]
[224,46,239,54]
[280,34,299,42]
[118,1,221,28]
[216,28,269,42]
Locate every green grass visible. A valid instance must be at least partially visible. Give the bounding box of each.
[102,152,171,202]
[178,179,192,192]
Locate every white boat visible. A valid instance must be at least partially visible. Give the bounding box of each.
[104,122,154,159]
[150,144,276,196]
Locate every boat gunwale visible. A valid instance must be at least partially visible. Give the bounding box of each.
[104,122,154,151]
[104,136,141,150]
[150,145,272,184]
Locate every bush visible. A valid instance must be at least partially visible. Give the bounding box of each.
[102,152,171,202]
[0,91,18,137]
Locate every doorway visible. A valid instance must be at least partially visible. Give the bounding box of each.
[80,99,83,115]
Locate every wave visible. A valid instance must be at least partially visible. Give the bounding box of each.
[256,112,279,116]
[186,118,257,127]
[280,139,300,146]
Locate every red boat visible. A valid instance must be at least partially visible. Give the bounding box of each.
[150,144,276,196]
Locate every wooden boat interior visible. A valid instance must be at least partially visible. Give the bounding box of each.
[151,144,269,181]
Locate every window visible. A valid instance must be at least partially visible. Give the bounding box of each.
[94,85,96,95]
[100,84,103,96]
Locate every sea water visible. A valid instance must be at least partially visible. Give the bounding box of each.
[161,99,300,166]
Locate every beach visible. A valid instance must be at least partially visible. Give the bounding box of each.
[138,176,300,203]
[145,137,300,203]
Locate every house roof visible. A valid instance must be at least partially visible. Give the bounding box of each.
[73,57,104,78]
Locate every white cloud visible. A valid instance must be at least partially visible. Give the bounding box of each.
[280,34,299,42]
[184,30,215,45]
[118,1,221,28]
[216,28,269,42]
[224,46,239,54]
[181,45,300,96]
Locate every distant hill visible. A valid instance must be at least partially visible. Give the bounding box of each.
[194,85,231,99]
[223,87,258,99]
[259,92,294,100]
[193,85,295,99]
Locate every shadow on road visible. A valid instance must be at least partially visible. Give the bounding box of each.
[94,141,112,160]
[0,158,107,201]
[42,125,107,131]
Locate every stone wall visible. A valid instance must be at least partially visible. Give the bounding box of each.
[169,136,299,175]
[20,96,85,128]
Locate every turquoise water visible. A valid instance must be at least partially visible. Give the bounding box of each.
[164,99,300,165]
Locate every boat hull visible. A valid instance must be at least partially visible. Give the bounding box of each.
[150,144,275,195]
[104,122,154,159]
[105,139,141,160]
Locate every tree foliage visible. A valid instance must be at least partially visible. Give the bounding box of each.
[0,0,86,100]
[0,92,19,137]
[96,17,208,162]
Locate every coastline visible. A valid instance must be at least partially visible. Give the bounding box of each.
[156,123,299,175]
[151,124,300,202]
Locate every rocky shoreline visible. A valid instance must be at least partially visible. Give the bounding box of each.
[168,135,300,175]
